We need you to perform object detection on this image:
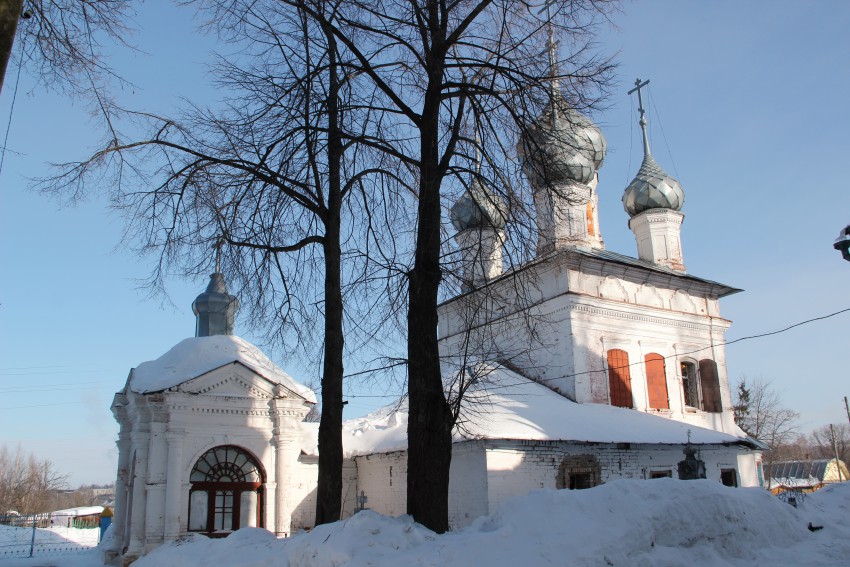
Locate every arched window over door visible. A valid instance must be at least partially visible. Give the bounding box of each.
[644,353,669,409]
[188,445,265,536]
[699,359,722,412]
[606,349,633,408]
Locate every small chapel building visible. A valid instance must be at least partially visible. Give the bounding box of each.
[107,275,318,564]
[107,81,764,565]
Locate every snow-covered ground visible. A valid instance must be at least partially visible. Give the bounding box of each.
[0,524,100,561]
[1,480,847,567]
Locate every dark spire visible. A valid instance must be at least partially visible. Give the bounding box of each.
[192,240,238,336]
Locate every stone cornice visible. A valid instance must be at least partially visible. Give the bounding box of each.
[562,301,731,334]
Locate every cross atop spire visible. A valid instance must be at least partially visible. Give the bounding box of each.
[214,236,224,273]
[473,113,482,174]
[628,78,652,156]
[538,0,560,125]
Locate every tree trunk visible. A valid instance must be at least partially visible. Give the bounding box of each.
[315,24,344,525]
[406,6,453,533]
[0,0,23,95]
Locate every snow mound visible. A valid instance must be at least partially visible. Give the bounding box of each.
[285,511,435,567]
[129,335,316,402]
[134,528,279,567]
[122,479,850,567]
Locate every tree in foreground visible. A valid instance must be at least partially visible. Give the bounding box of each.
[45,0,402,526]
[46,0,616,532]
[292,0,616,532]
[1,0,133,97]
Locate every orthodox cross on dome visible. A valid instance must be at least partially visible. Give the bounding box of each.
[628,78,652,156]
[214,236,225,273]
[473,111,482,174]
[537,0,560,125]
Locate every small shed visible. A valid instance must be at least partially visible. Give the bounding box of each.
[767,458,849,494]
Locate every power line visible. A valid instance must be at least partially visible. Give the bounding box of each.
[546,306,850,384]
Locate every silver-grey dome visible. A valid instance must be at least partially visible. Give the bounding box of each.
[622,154,685,216]
[518,96,607,186]
[451,179,508,232]
[192,273,239,337]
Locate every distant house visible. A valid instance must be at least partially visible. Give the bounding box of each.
[767,458,849,494]
[49,506,104,529]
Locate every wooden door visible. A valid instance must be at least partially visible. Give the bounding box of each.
[699,359,722,412]
[644,353,669,409]
[606,349,633,408]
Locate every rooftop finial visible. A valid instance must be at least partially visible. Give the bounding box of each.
[538,1,559,125]
[214,236,224,274]
[474,113,483,174]
[628,78,651,157]
[629,79,652,156]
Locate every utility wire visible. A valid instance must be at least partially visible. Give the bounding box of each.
[545,306,850,384]
[0,28,26,177]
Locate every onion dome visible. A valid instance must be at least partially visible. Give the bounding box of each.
[518,95,607,186]
[622,154,685,216]
[192,272,239,337]
[622,78,685,217]
[451,178,508,232]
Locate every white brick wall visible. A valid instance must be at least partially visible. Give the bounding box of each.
[341,439,752,531]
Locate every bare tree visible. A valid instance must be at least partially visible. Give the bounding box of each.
[289,0,615,532]
[734,376,800,479]
[809,423,850,467]
[1,0,133,96]
[0,445,68,515]
[44,0,404,526]
[45,0,615,533]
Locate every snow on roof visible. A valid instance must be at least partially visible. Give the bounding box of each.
[50,506,104,517]
[331,363,747,457]
[129,335,316,403]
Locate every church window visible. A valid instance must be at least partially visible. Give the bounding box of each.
[698,359,723,413]
[188,445,265,536]
[644,353,669,409]
[680,361,699,408]
[606,349,633,408]
[556,455,601,490]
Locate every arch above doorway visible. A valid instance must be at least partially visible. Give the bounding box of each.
[188,445,265,536]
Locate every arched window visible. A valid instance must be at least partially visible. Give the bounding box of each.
[188,445,265,536]
[644,353,669,409]
[699,359,722,413]
[680,361,699,408]
[606,349,633,408]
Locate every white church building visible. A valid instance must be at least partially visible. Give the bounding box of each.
[106,82,763,565]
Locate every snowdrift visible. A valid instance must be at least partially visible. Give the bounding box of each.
[129,479,850,567]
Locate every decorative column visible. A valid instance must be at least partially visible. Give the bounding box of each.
[272,427,293,537]
[125,436,150,561]
[144,418,168,547]
[270,387,310,537]
[107,427,130,560]
[163,429,185,540]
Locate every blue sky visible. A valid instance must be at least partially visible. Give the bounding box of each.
[1,1,849,487]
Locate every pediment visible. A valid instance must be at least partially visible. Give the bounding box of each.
[171,362,280,400]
